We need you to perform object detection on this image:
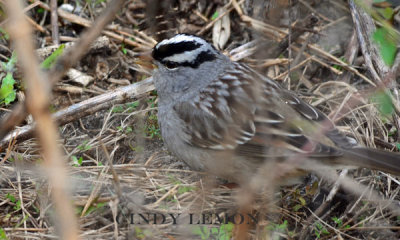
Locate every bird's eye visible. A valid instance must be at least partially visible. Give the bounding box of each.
[164,61,178,70]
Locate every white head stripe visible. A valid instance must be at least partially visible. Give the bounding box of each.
[164,48,208,63]
[156,34,208,49]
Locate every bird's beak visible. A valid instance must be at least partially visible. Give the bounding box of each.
[134,50,156,70]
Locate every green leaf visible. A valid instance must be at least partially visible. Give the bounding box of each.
[78,140,91,151]
[177,186,193,194]
[377,7,394,20]
[0,27,9,41]
[277,220,288,230]
[112,105,125,113]
[125,126,133,133]
[134,227,146,239]
[316,222,323,230]
[41,44,65,69]
[373,27,398,66]
[85,202,106,215]
[315,230,321,238]
[0,228,8,240]
[121,44,127,55]
[218,223,234,240]
[299,196,306,206]
[321,228,329,235]
[5,193,16,203]
[75,206,84,215]
[0,73,16,105]
[14,200,21,211]
[192,226,210,239]
[36,8,45,14]
[127,101,139,109]
[2,51,17,72]
[211,11,219,20]
[72,156,83,166]
[293,204,302,211]
[371,90,394,116]
[15,214,28,228]
[332,216,342,226]
[396,143,400,151]
[211,227,219,235]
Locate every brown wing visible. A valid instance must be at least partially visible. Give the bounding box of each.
[174,62,353,159]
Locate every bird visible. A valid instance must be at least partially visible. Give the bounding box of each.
[151,33,400,184]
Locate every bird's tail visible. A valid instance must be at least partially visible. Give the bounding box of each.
[341,147,400,175]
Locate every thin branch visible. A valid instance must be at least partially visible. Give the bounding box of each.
[0,77,154,150]
[4,0,79,239]
[50,0,59,44]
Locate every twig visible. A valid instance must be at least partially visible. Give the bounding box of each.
[349,0,400,133]
[298,169,349,239]
[0,1,41,27]
[50,0,59,44]
[349,0,386,83]
[291,45,343,75]
[36,35,110,60]
[299,0,333,22]
[308,44,376,86]
[101,143,122,199]
[303,160,400,216]
[273,56,312,80]
[17,170,27,234]
[341,29,359,83]
[197,0,245,35]
[268,14,319,58]
[0,77,154,150]
[25,15,48,33]
[5,1,79,239]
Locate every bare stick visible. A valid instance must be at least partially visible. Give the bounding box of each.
[269,14,319,58]
[4,1,79,239]
[0,77,154,150]
[50,0,59,44]
[349,0,387,83]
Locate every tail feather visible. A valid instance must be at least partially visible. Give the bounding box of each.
[341,147,400,175]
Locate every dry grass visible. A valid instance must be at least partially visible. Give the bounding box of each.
[0,0,399,239]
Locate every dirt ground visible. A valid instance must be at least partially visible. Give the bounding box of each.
[0,0,400,239]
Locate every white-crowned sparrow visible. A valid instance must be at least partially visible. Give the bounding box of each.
[151,34,400,183]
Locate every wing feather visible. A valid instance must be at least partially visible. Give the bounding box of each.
[173,62,353,160]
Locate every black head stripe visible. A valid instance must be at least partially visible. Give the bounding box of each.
[152,41,202,62]
[191,50,217,67]
[162,50,217,68]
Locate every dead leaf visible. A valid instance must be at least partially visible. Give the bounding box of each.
[212,7,231,50]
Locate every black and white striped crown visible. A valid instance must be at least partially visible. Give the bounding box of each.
[152,34,218,68]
